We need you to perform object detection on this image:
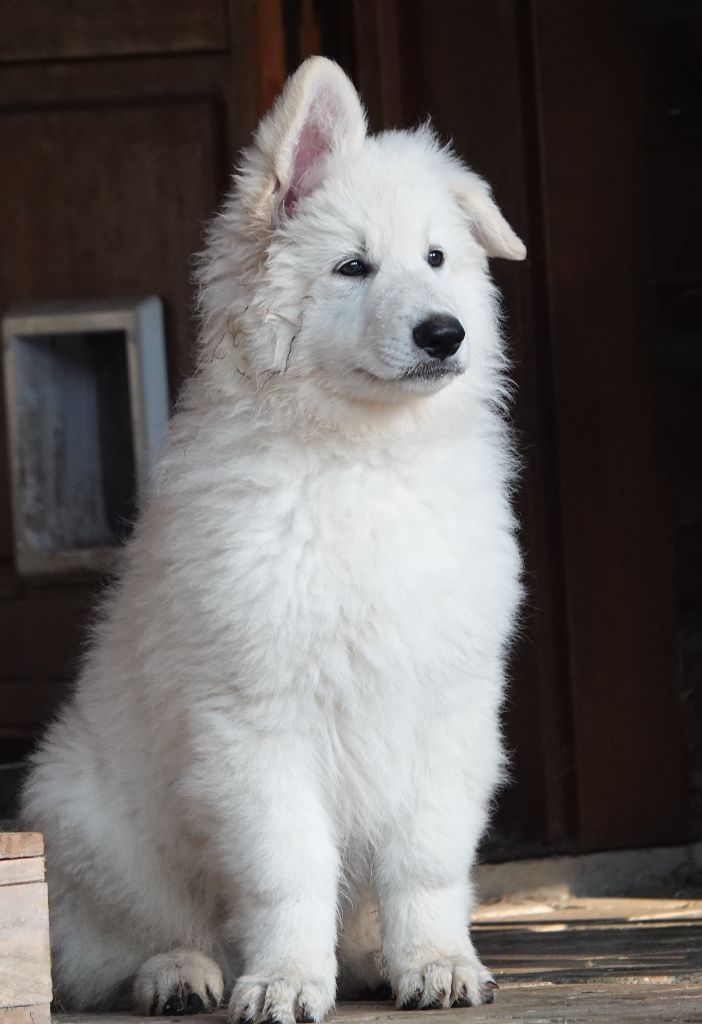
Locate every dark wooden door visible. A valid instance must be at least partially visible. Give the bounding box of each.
[1,0,694,856]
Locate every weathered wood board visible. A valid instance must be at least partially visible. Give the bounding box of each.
[0,833,52,1023]
[0,834,44,860]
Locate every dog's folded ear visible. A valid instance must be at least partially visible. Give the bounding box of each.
[451,173,526,261]
[254,56,367,223]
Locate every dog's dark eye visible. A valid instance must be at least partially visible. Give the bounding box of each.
[427,249,444,268]
[336,258,369,278]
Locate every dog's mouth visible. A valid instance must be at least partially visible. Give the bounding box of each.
[399,360,464,382]
[355,360,464,386]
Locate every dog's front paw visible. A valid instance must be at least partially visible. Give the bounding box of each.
[394,955,497,1010]
[133,947,224,1015]
[228,973,335,1024]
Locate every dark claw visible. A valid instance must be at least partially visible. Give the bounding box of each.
[297,1002,315,1023]
[452,984,474,1009]
[163,993,186,1016]
[206,986,219,1011]
[421,1000,444,1010]
[149,994,160,1016]
[401,988,424,1011]
[480,980,498,1005]
[185,993,204,1014]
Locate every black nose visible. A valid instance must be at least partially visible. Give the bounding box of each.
[412,315,465,360]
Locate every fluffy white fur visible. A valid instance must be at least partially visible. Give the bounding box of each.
[21,57,525,1019]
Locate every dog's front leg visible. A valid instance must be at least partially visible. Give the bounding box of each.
[374,737,497,1010]
[197,728,339,1024]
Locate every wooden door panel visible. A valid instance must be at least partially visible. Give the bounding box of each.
[530,0,687,847]
[0,98,223,574]
[0,0,228,63]
[0,4,258,757]
[0,100,223,381]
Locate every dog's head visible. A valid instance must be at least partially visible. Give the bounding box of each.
[198,57,525,418]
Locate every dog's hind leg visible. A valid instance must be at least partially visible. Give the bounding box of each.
[133,948,224,1015]
[47,889,147,1011]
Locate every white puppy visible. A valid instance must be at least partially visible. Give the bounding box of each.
[22,57,525,1019]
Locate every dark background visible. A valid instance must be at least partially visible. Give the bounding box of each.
[0,0,700,860]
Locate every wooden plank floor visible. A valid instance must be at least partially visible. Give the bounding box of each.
[55,896,702,1024]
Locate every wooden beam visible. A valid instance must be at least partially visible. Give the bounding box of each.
[529,0,688,847]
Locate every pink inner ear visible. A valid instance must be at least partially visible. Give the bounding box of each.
[282,92,337,217]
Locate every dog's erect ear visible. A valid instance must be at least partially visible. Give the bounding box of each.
[451,172,526,261]
[255,56,366,221]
